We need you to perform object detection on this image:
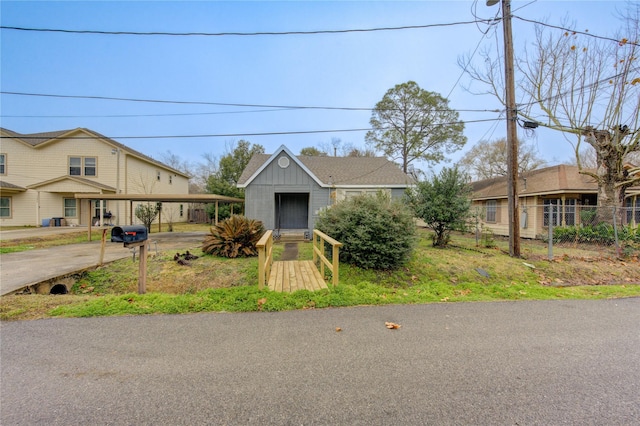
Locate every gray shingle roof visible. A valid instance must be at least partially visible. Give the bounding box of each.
[0,180,27,191]
[238,148,414,187]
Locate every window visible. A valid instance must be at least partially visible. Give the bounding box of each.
[564,199,576,226]
[94,200,108,218]
[628,197,640,225]
[169,175,173,185]
[69,157,96,176]
[180,204,184,217]
[0,153,6,175]
[486,200,497,222]
[157,171,161,181]
[544,199,562,226]
[64,198,77,217]
[0,197,11,217]
[84,157,96,176]
[69,157,82,175]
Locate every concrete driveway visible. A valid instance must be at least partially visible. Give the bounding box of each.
[0,229,206,295]
[1,299,638,425]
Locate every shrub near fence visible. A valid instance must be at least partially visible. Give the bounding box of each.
[473,204,640,259]
[543,206,639,258]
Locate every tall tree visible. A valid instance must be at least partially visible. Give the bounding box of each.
[206,140,264,219]
[458,138,546,180]
[463,5,640,212]
[366,81,467,173]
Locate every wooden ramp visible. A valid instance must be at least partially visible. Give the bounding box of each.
[268,260,328,293]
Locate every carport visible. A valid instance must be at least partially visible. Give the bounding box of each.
[74,193,244,241]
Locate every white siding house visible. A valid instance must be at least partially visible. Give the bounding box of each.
[0,127,190,227]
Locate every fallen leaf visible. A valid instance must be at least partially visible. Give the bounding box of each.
[440,297,449,302]
[385,322,401,329]
[257,298,267,310]
[335,327,342,332]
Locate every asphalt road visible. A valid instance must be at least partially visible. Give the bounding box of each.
[1,299,639,425]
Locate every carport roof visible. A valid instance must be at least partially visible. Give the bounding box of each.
[74,193,244,203]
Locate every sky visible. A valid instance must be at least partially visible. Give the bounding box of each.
[0,0,632,176]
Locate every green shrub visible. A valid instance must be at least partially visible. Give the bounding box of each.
[408,166,472,247]
[315,192,416,270]
[548,223,640,245]
[481,225,496,248]
[202,215,265,258]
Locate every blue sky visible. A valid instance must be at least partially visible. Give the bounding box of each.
[0,0,630,174]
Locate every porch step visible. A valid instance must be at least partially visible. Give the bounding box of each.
[274,231,309,242]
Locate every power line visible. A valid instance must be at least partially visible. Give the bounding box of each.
[0,119,500,140]
[513,15,640,47]
[0,108,297,118]
[0,91,502,115]
[0,20,492,37]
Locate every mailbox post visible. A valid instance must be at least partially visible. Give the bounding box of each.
[111,226,149,294]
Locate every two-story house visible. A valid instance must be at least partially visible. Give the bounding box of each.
[0,127,190,227]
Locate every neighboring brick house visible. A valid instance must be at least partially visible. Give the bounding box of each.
[471,164,640,239]
[237,145,414,238]
[0,127,190,227]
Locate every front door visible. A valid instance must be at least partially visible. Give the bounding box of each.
[275,193,309,229]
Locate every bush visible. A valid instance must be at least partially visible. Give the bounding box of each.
[202,215,265,258]
[547,223,640,246]
[315,192,416,270]
[135,203,158,233]
[409,166,472,247]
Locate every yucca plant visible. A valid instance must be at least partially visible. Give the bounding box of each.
[202,215,266,258]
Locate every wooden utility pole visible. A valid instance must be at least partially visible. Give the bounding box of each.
[125,241,148,294]
[489,0,520,257]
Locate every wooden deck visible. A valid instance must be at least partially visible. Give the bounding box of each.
[268,260,328,293]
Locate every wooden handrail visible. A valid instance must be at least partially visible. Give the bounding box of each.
[256,230,273,290]
[312,229,343,287]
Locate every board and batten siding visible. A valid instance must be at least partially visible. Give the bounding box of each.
[244,152,329,231]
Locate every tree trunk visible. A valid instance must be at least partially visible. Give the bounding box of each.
[589,128,628,224]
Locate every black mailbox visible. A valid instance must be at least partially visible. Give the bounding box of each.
[111,225,148,243]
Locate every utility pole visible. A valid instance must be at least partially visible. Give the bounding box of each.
[488,0,520,257]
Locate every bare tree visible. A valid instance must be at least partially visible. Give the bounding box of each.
[464,5,640,211]
[159,150,192,174]
[567,145,598,169]
[458,138,546,180]
[189,152,219,193]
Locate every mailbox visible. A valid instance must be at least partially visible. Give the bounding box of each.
[111,225,148,243]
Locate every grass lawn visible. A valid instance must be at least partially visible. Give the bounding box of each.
[1,228,638,321]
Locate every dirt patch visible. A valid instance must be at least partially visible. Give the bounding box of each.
[529,255,640,286]
[279,243,299,261]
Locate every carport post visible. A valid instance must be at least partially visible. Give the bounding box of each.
[215,201,219,225]
[87,199,92,241]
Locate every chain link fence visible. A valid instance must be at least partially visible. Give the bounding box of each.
[471,204,640,259]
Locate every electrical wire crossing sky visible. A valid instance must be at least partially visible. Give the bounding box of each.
[0,0,631,171]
